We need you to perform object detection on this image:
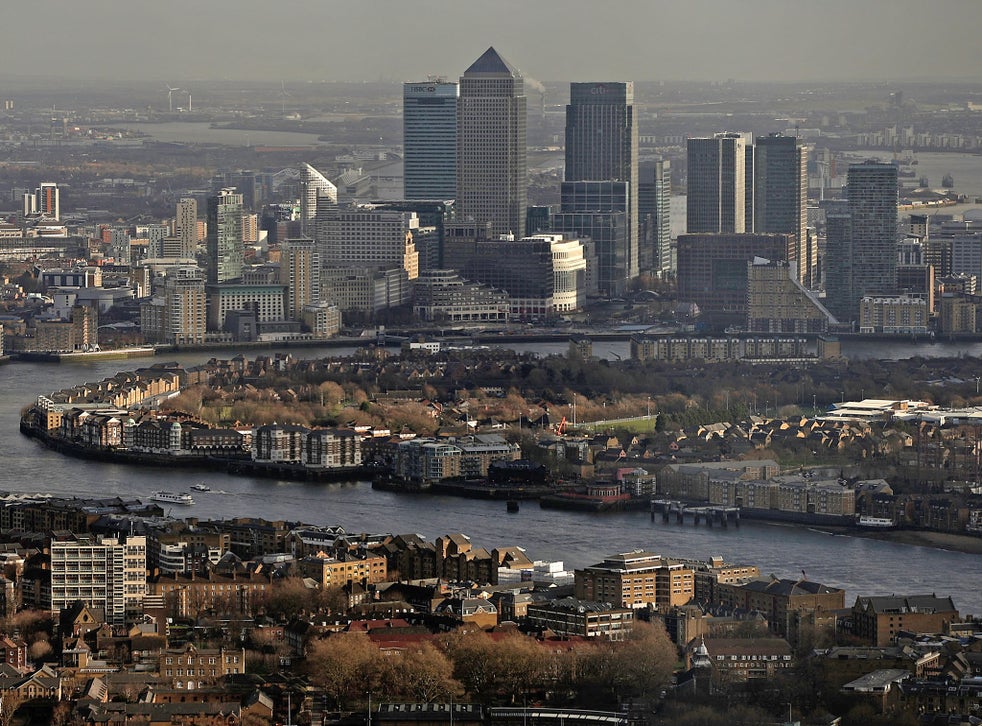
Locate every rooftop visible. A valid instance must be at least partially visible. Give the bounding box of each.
[463,47,522,78]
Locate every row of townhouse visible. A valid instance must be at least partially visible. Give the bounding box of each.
[59,409,126,448]
[47,409,363,472]
[252,423,363,468]
[36,367,183,413]
[658,461,856,517]
[390,434,521,482]
[630,336,810,363]
[375,533,535,586]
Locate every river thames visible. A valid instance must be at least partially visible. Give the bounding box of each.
[2,343,981,615]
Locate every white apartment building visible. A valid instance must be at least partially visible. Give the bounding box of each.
[49,535,147,624]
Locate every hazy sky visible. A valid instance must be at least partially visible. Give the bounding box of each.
[6,0,981,84]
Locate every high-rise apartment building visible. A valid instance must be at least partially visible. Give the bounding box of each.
[404,80,458,200]
[686,133,752,234]
[49,534,146,624]
[206,189,244,283]
[824,162,898,322]
[138,223,170,259]
[109,226,132,265]
[457,47,527,237]
[754,134,810,286]
[639,159,672,275]
[176,197,198,259]
[164,266,207,345]
[23,182,60,220]
[850,160,900,298]
[241,213,260,244]
[565,81,639,284]
[300,163,337,237]
[280,237,320,319]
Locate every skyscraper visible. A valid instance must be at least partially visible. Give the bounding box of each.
[639,160,672,275]
[848,161,899,297]
[404,79,458,200]
[564,81,639,283]
[299,163,337,237]
[280,237,320,319]
[206,188,244,284]
[176,197,198,259]
[456,47,527,238]
[555,181,630,296]
[23,182,60,220]
[823,163,899,323]
[686,133,752,234]
[164,266,207,345]
[754,133,810,285]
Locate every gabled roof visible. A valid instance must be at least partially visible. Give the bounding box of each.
[464,47,522,77]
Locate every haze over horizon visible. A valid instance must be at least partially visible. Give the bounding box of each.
[4,0,981,86]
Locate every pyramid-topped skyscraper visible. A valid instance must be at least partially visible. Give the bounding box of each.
[456,47,527,238]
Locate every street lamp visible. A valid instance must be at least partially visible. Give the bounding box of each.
[646,396,651,419]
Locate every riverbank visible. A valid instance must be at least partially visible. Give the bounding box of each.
[810,524,982,555]
[853,528,982,555]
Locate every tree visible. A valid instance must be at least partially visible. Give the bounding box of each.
[579,621,678,705]
[305,633,384,710]
[261,577,317,621]
[444,630,498,703]
[487,632,550,704]
[390,642,460,702]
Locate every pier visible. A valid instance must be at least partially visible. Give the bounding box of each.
[650,499,740,527]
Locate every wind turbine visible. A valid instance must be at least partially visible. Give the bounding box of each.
[164,84,180,112]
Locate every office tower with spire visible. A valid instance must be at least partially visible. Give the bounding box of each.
[206,188,244,284]
[456,47,527,238]
[686,132,753,234]
[754,133,810,285]
[564,81,639,285]
[299,163,337,237]
[404,79,458,200]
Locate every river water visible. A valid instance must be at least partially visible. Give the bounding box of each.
[112,124,982,219]
[3,344,981,615]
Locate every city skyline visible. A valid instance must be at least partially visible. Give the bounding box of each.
[2,1,980,84]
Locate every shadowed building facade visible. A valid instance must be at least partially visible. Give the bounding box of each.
[564,82,639,285]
